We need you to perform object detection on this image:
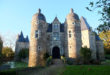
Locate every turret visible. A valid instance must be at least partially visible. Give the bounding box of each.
[65,8,82,59]
[29,9,47,67]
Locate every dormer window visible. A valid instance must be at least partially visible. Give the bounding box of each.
[54,24,58,29]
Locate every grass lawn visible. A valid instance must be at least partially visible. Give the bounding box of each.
[60,65,110,75]
[14,62,28,68]
[0,61,28,75]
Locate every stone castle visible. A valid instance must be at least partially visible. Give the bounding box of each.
[15,8,105,67]
[14,32,29,61]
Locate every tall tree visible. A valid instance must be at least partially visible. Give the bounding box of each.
[0,36,3,54]
[2,47,14,58]
[86,0,110,32]
[99,31,110,54]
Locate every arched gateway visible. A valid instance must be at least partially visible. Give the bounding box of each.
[52,46,60,59]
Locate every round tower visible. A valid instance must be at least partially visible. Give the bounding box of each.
[28,9,47,67]
[65,8,82,59]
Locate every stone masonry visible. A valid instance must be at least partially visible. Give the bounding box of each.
[15,8,105,67]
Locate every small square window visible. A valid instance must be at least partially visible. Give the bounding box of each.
[35,30,38,38]
[69,31,71,33]
[72,22,75,24]
[69,34,71,38]
[38,46,40,49]
[38,46,41,50]
[70,46,71,48]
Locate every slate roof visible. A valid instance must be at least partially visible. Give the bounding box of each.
[95,34,101,41]
[25,36,29,42]
[17,31,29,42]
[47,23,52,32]
[60,24,64,32]
[80,16,91,30]
[47,23,64,32]
[67,8,80,20]
[32,9,46,21]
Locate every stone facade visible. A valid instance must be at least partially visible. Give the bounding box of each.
[65,9,82,58]
[81,17,97,59]
[96,39,105,60]
[15,8,105,67]
[14,31,29,61]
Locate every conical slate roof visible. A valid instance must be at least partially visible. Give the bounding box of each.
[80,16,91,30]
[32,9,46,22]
[17,31,29,42]
[66,8,79,20]
[18,31,24,42]
[25,36,29,42]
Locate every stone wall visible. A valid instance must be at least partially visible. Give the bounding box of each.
[65,19,82,59]
[96,40,105,60]
[14,42,29,61]
[81,30,96,59]
[89,31,96,59]
[29,18,47,67]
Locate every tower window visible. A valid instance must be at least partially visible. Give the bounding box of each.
[70,46,71,48]
[69,30,72,38]
[38,46,41,50]
[35,30,38,38]
[69,31,71,33]
[72,22,75,24]
[69,34,71,38]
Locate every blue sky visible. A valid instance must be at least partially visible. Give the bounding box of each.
[0,0,101,48]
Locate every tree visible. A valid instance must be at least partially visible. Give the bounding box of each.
[18,48,29,59]
[80,46,91,64]
[86,0,110,32]
[0,36,3,55]
[99,31,110,54]
[2,47,14,58]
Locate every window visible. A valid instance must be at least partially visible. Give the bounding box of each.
[69,31,71,33]
[70,46,71,48]
[35,30,38,38]
[54,24,58,29]
[53,32,59,40]
[72,22,75,24]
[69,34,71,37]
[38,46,41,50]
[69,30,72,38]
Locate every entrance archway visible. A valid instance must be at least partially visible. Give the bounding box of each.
[52,46,60,59]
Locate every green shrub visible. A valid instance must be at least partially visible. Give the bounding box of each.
[18,48,29,59]
[2,47,14,59]
[46,56,52,66]
[104,48,110,55]
[61,56,66,63]
[80,46,92,64]
[0,69,16,75]
[43,52,49,60]
[66,58,75,65]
